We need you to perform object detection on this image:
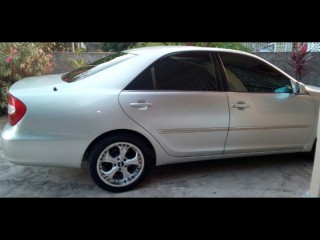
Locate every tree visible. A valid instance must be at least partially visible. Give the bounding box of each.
[192,42,252,52]
[0,43,54,115]
[102,42,136,52]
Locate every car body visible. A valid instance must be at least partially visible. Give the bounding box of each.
[1,46,320,192]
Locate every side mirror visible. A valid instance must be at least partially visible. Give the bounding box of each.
[293,82,300,94]
[274,86,291,93]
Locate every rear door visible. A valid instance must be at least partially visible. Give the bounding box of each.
[218,52,316,154]
[119,51,229,157]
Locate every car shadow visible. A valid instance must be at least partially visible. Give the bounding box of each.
[141,153,313,188]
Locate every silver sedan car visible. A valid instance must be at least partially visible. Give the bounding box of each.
[1,46,319,192]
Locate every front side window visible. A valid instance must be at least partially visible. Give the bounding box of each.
[219,53,293,93]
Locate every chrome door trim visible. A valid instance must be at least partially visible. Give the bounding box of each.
[229,125,311,131]
[157,127,228,134]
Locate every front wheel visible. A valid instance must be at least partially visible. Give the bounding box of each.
[307,139,316,160]
[88,134,152,192]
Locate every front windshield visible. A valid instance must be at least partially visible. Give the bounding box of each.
[62,52,135,83]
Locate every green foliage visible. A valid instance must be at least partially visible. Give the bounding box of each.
[67,48,85,69]
[0,42,55,115]
[193,42,252,52]
[101,42,251,52]
[45,42,72,52]
[102,42,136,52]
[132,42,183,48]
[132,42,252,51]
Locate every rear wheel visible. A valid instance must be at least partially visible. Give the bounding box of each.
[88,134,152,192]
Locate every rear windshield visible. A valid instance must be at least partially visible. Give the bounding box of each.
[62,52,135,82]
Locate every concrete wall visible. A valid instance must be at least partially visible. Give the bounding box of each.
[254,52,320,86]
[51,52,113,74]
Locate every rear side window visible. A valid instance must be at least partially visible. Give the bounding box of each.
[125,67,154,90]
[220,53,293,93]
[154,52,218,91]
[62,53,135,83]
[125,52,219,91]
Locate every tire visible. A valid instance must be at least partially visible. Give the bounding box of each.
[88,134,152,193]
[308,140,316,160]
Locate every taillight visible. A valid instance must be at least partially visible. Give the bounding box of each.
[8,94,27,126]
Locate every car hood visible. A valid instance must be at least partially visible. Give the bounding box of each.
[304,85,320,111]
[305,85,320,93]
[9,74,65,93]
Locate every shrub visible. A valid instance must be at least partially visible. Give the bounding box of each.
[193,42,252,52]
[288,42,312,82]
[67,48,86,69]
[102,42,136,52]
[101,42,252,52]
[132,42,252,52]
[132,42,183,48]
[0,42,55,116]
[45,42,72,52]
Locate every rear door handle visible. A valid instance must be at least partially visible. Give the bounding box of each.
[130,102,152,110]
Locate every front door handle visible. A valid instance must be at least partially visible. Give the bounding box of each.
[230,102,250,109]
[130,102,152,110]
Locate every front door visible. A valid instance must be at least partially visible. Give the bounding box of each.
[218,52,315,154]
[225,92,315,154]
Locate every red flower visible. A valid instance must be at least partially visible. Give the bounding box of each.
[13,49,18,54]
[6,56,13,64]
[301,43,307,54]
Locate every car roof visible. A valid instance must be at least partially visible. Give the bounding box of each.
[123,45,252,56]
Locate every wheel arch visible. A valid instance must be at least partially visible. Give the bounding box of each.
[83,129,156,166]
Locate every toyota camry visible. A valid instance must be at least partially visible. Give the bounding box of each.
[1,46,319,192]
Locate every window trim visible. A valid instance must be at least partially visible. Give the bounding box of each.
[211,53,229,91]
[151,66,157,90]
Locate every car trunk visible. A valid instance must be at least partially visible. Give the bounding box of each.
[9,74,66,92]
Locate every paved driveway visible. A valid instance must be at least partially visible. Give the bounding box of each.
[0,117,313,197]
